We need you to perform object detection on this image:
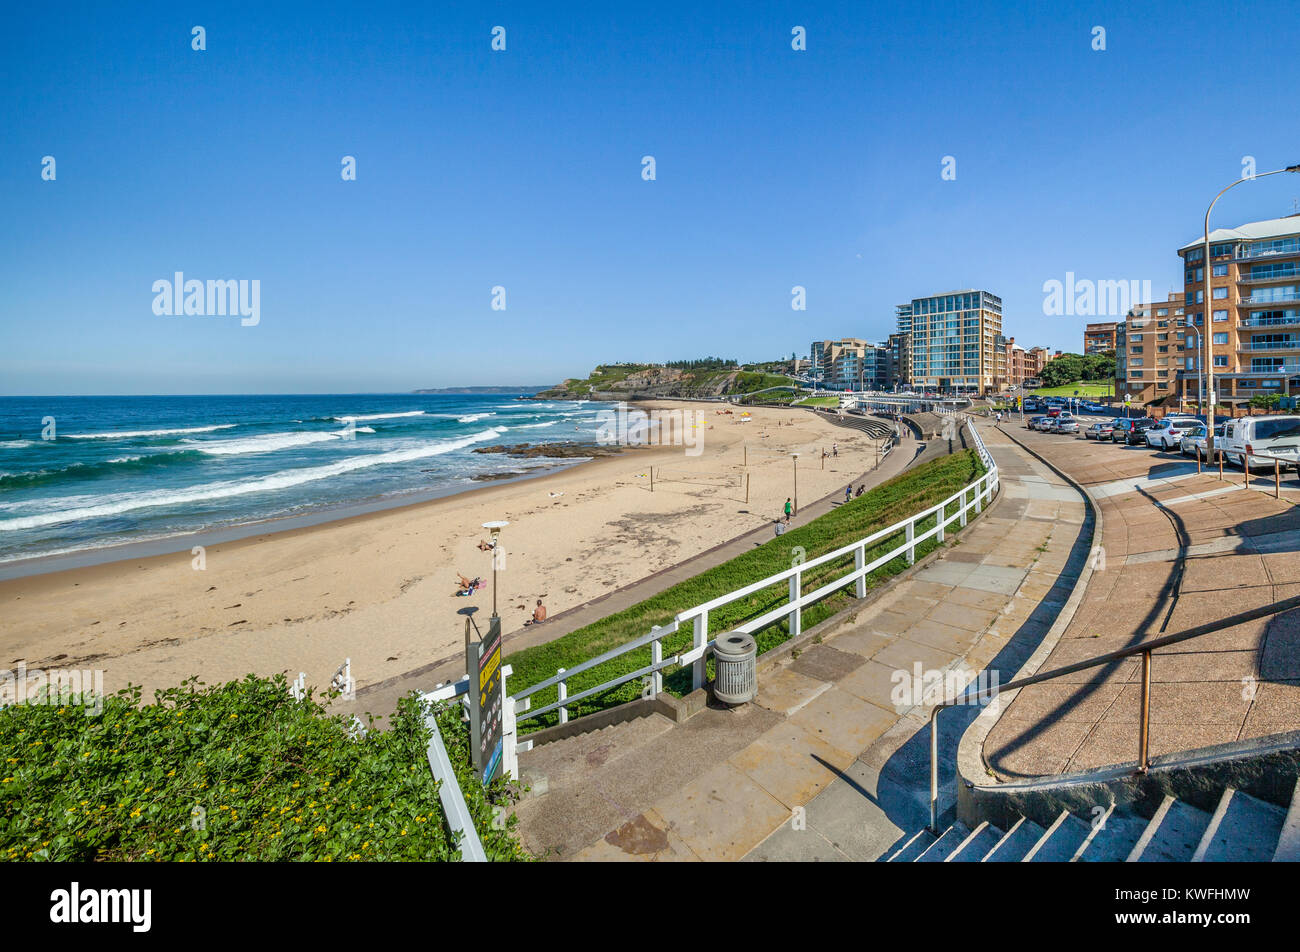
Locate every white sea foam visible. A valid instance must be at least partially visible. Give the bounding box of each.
[188,431,345,456]
[333,411,426,422]
[354,426,376,433]
[64,424,238,439]
[516,421,559,429]
[458,413,496,423]
[0,429,504,532]
[0,441,32,449]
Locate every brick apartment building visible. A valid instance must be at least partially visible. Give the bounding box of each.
[1176,214,1300,408]
[1083,322,1118,355]
[1115,292,1188,405]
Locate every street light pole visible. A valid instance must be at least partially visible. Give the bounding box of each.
[792,453,799,515]
[482,520,509,618]
[1202,164,1300,460]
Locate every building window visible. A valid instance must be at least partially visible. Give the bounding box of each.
[1214,355,1228,367]
[1213,332,1228,344]
[1213,264,1229,277]
[1212,287,1229,300]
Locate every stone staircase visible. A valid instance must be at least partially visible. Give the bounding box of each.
[891,778,1300,862]
[813,409,895,440]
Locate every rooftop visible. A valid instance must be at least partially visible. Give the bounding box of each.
[1178,213,1300,253]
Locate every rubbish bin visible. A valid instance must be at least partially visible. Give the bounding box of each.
[712,632,757,705]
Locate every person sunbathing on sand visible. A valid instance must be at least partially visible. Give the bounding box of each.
[456,574,483,596]
[477,539,496,551]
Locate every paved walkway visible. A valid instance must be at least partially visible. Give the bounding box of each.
[513,421,1092,860]
[333,428,919,723]
[983,421,1300,777]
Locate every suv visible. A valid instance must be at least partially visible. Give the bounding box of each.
[1144,417,1204,451]
[1218,415,1300,471]
[1111,418,1157,445]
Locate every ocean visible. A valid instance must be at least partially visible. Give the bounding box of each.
[0,394,606,570]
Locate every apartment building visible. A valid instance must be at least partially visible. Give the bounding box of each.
[1083,322,1118,355]
[899,290,1004,394]
[809,338,877,390]
[1115,292,1188,404]
[1176,214,1300,407]
[894,305,914,384]
[887,332,910,390]
[1005,338,1058,388]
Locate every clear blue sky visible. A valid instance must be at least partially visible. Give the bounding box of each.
[3,1,1299,394]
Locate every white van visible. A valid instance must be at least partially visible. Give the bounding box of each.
[1218,415,1300,471]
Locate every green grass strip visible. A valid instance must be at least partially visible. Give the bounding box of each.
[507,450,986,730]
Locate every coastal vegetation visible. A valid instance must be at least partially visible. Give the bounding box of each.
[0,676,528,861]
[537,362,798,400]
[506,449,985,729]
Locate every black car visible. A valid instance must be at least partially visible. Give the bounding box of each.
[1111,417,1157,445]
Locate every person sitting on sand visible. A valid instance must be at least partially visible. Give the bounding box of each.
[524,599,547,625]
[477,539,496,551]
[856,484,865,497]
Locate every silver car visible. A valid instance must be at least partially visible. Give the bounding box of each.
[1180,423,1225,460]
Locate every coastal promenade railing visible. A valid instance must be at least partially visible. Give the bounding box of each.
[509,416,999,733]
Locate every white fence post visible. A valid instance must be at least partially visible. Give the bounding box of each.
[789,570,802,637]
[855,543,867,598]
[960,487,969,527]
[650,639,663,697]
[937,502,946,543]
[501,665,519,781]
[692,611,708,691]
[557,668,568,724]
[974,476,983,514]
[905,517,916,565]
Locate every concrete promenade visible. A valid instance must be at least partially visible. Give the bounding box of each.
[982,420,1300,777]
[513,420,1092,860]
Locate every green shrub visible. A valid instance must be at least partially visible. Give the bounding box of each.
[0,675,529,862]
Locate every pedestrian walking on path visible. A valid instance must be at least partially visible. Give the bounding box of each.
[844,485,852,503]
[784,497,792,522]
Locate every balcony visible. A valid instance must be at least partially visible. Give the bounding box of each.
[1239,270,1300,285]
[1238,339,1300,352]
[1239,294,1300,307]
[1240,317,1300,330]
[1236,244,1300,262]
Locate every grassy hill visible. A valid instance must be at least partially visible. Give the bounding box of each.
[538,363,798,400]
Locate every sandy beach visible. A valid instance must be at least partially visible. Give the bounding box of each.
[0,402,883,699]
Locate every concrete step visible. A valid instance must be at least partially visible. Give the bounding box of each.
[916,823,974,862]
[945,821,1004,862]
[1071,805,1148,862]
[1273,777,1300,862]
[1023,809,1091,862]
[982,816,1047,862]
[1193,788,1286,862]
[1129,796,1212,862]
[886,828,937,863]
[516,712,676,795]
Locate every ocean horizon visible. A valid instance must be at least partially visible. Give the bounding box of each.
[0,393,605,568]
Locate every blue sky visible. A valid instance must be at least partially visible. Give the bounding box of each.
[3,0,1299,394]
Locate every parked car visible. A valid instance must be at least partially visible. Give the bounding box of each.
[1052,413,1080,434]
[1081,401,1107,414]
[1144,417,1205,451]
[1084,420,1115,440]
[1180,423,1225,459]
[1111,418,1157,444]
[1025,415,1046,430]
[1217,415,1300,471]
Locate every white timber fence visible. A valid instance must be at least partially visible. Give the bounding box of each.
[505,416,998,741]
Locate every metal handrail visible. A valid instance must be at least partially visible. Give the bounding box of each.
[927,588,1300,832]
[515,417,998,727]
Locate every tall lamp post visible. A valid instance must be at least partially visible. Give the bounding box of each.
[482,520,509,618]
[791,453,799,516]
[1202,163,1300,461]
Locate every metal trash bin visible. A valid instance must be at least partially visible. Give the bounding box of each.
[712,632,757,705]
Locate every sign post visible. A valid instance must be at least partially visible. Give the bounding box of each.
[467,616,504,785]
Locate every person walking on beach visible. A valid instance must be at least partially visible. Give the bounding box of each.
[832,443,838,457]
[783,497,792,522]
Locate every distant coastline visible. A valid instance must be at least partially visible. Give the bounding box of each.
[410,386,551,394]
